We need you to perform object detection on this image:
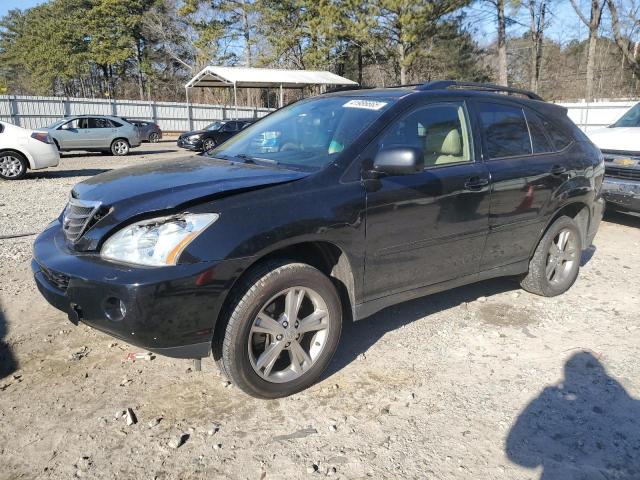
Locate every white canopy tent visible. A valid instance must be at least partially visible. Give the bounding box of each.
[185,66,358,117]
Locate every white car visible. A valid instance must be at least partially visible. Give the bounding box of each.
[588,102,640,152]
[0,121,60,180]
[588,102,640,213]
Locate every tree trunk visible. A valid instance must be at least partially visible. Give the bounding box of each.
[357,45,363,86]
[398,42,406,84]
[585,30,597,101]
[497,0,508,86]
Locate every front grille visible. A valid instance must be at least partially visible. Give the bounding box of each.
[605,166,640,181]
[62,197,101,242]
[40,265,70,291]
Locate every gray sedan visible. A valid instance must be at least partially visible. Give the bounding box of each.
[47,115,141,156]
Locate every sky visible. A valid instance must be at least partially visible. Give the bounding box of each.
[0,0,44,17]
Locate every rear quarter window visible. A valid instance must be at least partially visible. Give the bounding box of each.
[540,116,573,151]
[110,120,123,128]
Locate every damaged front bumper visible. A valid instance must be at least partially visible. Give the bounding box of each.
[32,221,252,359]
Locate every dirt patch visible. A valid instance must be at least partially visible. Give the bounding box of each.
[476,302,537,327]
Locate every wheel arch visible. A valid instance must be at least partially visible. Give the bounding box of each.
[535,201,591,257]
[213,240,357,342]
[0,148,33,169]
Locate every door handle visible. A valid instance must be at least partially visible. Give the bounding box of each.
[550,164,566,175]
[464,177,489,190]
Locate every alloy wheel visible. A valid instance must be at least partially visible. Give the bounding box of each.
[203,139,215,151]
[546,228,578,285]
[113,140,129,155]
[149,133,159,143]
[248,286,330,383]
[0,155,25,178]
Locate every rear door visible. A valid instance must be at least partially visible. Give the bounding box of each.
[87,117,115,148]
[473,100,569,270]
[363,100,491,301]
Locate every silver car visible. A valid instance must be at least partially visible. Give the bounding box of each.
[47,115,141,156]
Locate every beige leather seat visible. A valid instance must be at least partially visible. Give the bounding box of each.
[423,126,464,166]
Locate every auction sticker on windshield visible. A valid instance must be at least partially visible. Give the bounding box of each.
[343,99,388,110]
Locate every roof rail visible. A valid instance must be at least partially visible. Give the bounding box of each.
[417,81,543,101]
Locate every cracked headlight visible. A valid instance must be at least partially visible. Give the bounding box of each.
[101,213,219,266]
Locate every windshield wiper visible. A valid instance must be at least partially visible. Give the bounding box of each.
[235,154,279,165]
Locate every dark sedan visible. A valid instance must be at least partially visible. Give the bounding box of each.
[177,119,254,152]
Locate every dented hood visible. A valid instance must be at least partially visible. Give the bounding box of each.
[68,156,310,251]
[73,155,309,214]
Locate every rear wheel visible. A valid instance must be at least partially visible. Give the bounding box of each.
[0,152,28,180]
[521,216,582,297]
[215,261,342,398]
[149,132,160,143]
[110,139,130,156]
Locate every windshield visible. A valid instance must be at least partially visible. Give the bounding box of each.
[204,121,223,131]
[48,119,67,129]
[612,103,640,128]
[207,96,395,170]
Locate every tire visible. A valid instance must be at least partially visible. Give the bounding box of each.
[110,139,130,156]
[214,261,342,398]
[149,132,160,143]
[202,138,215,152]
[521,216,582,297]
[0,151,28,180]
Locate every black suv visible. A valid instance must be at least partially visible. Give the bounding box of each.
[33,81,605,398]
[177,119,254,152]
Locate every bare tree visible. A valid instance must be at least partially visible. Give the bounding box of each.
[606,0,640,76]
[569,0,606,100]
[527,0,548,92]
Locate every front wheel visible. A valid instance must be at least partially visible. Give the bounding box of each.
[521,216,582,297]
[110,139,130,156]
[215,262,342,398]
[202,138,215,152]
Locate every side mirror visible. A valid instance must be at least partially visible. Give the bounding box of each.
[373,147,424,176]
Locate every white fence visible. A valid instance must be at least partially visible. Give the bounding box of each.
[0,94,636,134]
[0,95,274,132]
[556,100,637,133]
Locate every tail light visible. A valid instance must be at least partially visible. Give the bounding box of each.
[31,132,53,144]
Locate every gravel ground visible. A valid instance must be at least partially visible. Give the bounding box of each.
[1,142,639,479]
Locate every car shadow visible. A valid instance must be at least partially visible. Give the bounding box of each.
[604,209,640,228]
[28,169,111,179]
[506,351,640,479]
[324,277,520,379]
[0,299,17,380]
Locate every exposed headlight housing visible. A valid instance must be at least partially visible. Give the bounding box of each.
[101,213,218,266]
[188,134,201,142]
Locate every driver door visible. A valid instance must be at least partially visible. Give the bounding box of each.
[363,101,491,302]
[56,118,89,148]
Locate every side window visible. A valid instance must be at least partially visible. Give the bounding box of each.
[110,119,123,128]
[377,103,473,167]
[61,118,83,129]
[540,117,573,151]
[524,109,553,154]
[478,102,532,159]
[89,117,111,128]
